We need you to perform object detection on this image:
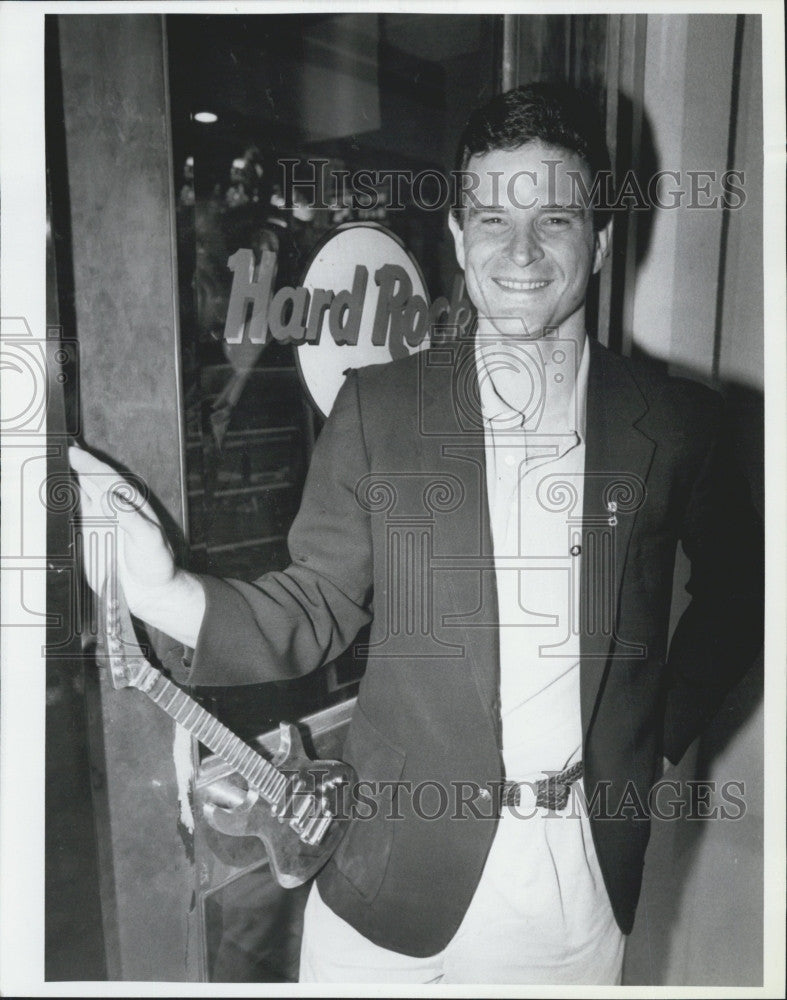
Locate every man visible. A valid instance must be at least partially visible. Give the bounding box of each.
[70,83,763,984]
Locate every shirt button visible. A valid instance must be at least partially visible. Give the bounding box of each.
[570,544,582,556]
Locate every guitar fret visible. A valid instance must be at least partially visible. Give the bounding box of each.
[247,759,267,788]
[200,723,217,751]
[219,735,236,762]
[202,710,220,739]
[154,679,181,716]
[257,755,274,778]
[148,677,168,704]
[183,703,200,732]
[217,729,236,756]
[170,692,187,721]
[202,727,217,752]
[237,751,253,778]
[249,758,268,785]
[251,757,270,799]
[260,770,278,797]
[163,685,181,712]
[250,769,271,799]
[178,699,199,728]
[192,710,212,742]
[241,762,259,786]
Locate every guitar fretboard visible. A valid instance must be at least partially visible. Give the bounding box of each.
[135,662,287,804]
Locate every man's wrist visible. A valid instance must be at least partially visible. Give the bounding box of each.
[139,570,207,649]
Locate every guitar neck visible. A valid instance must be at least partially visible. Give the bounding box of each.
[133,662,287,805]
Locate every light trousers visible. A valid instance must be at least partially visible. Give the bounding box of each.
[299,804,625,985]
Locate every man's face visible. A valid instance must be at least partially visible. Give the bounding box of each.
[449,142,610,340]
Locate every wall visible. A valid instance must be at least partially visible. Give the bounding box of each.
[621,14,763,986]
[56,14,200,981]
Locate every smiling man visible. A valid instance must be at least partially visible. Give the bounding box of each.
[70,83,763,984]
[450,147,609,341]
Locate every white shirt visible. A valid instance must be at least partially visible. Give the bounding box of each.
[476,333,587,779]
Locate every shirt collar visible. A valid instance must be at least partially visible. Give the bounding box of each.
[475,334,589,441]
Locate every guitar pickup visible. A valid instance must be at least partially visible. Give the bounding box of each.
[290,793,317,825]
[288,792,334,845]
[299,811,333,846]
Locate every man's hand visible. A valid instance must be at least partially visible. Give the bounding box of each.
[69,446,206,647]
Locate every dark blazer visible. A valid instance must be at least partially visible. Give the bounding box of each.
[189,337,763,956]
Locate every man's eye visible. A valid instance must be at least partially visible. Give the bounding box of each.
[544,215,571,226]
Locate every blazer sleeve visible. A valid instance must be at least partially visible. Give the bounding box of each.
[183,370,374,687]
[661,394,764,764]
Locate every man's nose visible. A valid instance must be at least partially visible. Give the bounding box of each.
[508,225,543,267]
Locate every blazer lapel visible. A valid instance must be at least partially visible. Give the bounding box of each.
[580,339,656,734]
[419,339,501,737]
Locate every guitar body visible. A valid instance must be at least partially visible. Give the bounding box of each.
[201,724,355,888]
[98,585,357,889]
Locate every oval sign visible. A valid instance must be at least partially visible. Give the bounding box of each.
[296,223,431,419]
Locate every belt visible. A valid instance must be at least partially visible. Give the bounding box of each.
[501,760,584,811]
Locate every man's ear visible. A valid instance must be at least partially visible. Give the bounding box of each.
[447,212,466,270]
[592,219,612,274]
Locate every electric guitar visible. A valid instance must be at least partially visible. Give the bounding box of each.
[98,582,356,888]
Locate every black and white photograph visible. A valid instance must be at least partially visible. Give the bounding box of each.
[0,2,784,994]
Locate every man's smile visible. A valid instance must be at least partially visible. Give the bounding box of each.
[493,277,552,291]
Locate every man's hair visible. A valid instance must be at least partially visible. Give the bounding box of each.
[453,81,613,230]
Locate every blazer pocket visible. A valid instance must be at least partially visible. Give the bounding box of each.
[332,703,406,903]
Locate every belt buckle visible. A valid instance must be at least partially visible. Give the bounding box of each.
[504,761,584,812]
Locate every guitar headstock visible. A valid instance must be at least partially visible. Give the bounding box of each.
[98,580,151,691]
